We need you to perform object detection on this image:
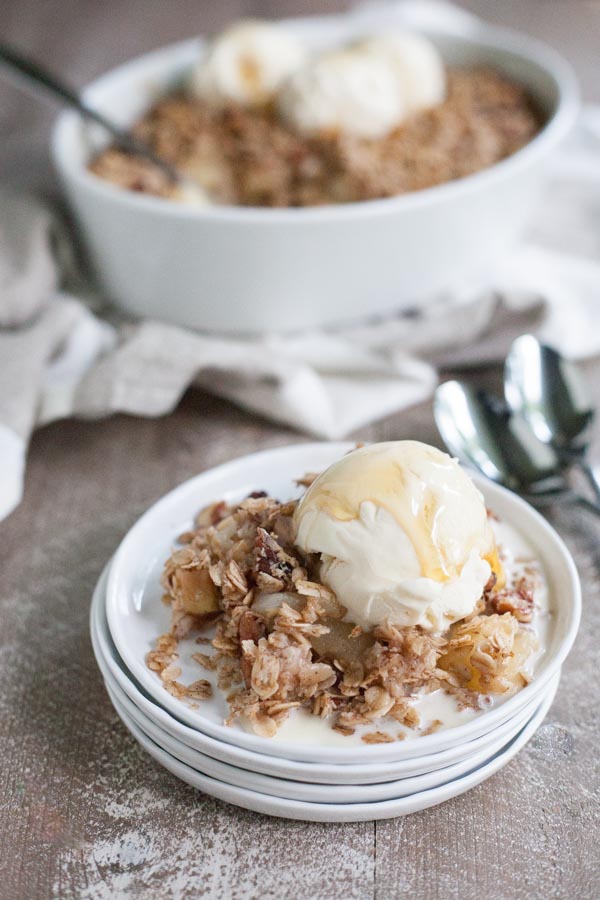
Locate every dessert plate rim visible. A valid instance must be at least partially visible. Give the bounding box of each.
[91,565,552,782]
[104,441,580,764]
[103,665,559,804]
[105,672,558,822]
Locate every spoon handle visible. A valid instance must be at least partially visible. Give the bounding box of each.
[0,42,180,183]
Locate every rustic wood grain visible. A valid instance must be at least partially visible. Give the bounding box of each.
[1,2,600,898]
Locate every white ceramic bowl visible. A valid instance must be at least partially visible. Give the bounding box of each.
[105,673,558,804]
[104,442,581,764]
[91,564,555,784]
[105,678,558,822]
[91,565,556,783]
[52,12,578,334]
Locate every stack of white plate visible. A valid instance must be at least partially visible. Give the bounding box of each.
[90,443,581,823]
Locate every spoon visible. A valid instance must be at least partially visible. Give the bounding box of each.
[434,379,600,516]
[0,42,195,191]
[504,334,600,502]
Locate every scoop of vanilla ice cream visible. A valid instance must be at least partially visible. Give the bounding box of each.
[278,46,406,139]
[190,20,306,108]
[294,441,499,632]
[357,33,446,114]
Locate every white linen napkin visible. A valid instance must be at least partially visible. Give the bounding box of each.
[1,3,600,522]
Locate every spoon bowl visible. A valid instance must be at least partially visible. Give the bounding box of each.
[505,334,593,452]
[505,334,600,501]
[434,379,575,499]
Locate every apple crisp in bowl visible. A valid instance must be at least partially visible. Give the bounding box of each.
[53,9,578,333]
[146,442,549,743]
[89,21,542,209]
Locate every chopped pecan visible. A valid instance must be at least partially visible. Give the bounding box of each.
[488,578,534,623]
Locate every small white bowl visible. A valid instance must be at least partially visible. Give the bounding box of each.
[103,442,581,764]
[106,677,559,822]
[91,565,549,784]
[52,12,578,334]
[104,671,559,804]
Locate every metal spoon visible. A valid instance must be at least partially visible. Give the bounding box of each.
[434,379,600,516]
[505,334,600,502]
[0,42,191,189]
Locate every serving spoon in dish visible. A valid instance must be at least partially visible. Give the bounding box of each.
[434,379,600,517]
[0,42,205,198]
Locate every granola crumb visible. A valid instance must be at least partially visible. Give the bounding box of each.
[362,731,395,744]
[191,652,217,670]
[421,719,443,736]
[332,724,355,737]
[295,472,320,488]
[183,679,213,700]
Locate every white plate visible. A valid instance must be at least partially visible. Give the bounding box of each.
[104,442,580,763]
[104,671,559,804]
[108,675,558,822]
[92,563,553,784]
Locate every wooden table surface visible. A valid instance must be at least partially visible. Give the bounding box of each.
[2,2,599,898]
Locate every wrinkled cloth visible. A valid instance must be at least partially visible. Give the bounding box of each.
[2,2,600,521]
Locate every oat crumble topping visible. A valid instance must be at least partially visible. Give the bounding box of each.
[91,67,542,208]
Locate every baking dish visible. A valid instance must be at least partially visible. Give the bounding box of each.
[52,11,578,334]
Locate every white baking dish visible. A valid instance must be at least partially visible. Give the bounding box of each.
[52,13,578,334]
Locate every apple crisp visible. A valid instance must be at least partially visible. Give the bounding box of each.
[146,489,539,739]
[90,67,541,208]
